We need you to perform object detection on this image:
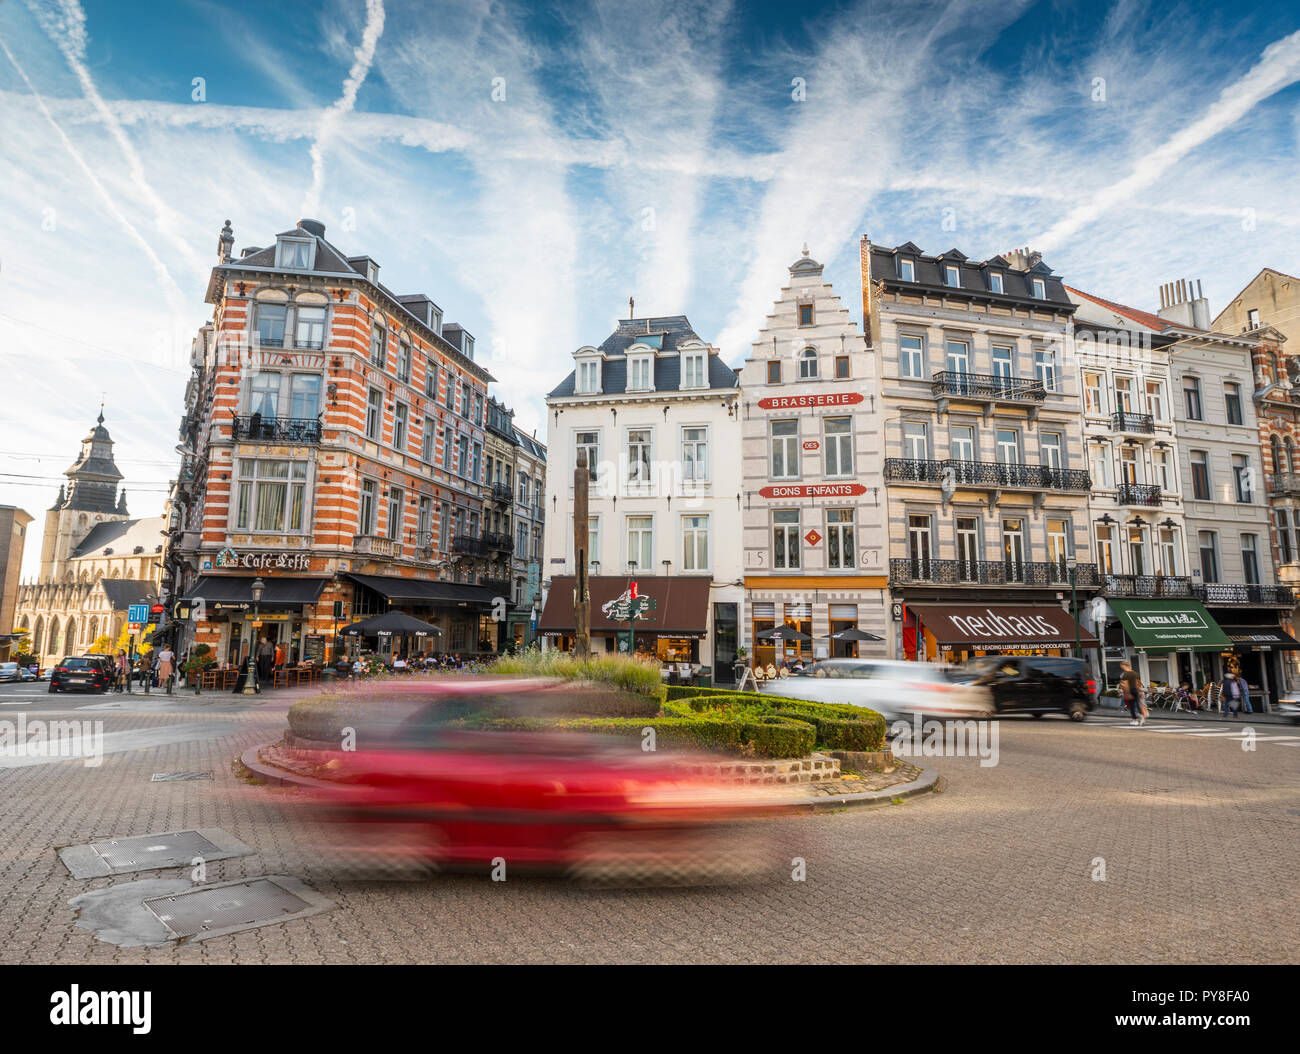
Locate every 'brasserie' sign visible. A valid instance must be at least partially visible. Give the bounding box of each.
[757,392,864,410]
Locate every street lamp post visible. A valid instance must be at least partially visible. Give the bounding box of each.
[243,577,265,695]
[1066,556,1080,656]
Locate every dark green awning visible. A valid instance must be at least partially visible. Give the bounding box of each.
[1109,598,1231,653]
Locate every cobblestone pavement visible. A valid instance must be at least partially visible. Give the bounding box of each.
[1,700,1295,964]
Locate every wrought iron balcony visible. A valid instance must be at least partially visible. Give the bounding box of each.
[1111,410,1155,434]
[930,371,1046,403]
[231,415,322,444]
[884,458,1091,492]
[489,482,513,503]
[1102,574,1194,598]
[889,558,1100,588]
[1270,472,1300,497]
[295,338,325,350]
[482,531,515,554]
[354,534,402,558]
[452,534,484,556]
[1115,482,1163,506]
[1193,583,1294,606]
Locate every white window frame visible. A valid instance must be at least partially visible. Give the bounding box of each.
[276,237,315,270]
[770,420,800,480]
[681,351,706,389]
[824,417,853,477]
[988,271,1004,293]
[944,265,961,288]
[826,508,855,569]
[1031,277,1046,299]
[626,515,654,572]
[899,334,924,379]
[681,425,709,483]
[898,257,915,281]
[681,514,710,571]
[234,458,311,534]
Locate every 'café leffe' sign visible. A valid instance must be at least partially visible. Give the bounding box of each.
[214,547,310,572]
[757,392,864,410]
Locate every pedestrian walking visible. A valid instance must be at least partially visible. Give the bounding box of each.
[1119,661,1145,725]
[1225,671,1244,719]
[115,649,128,693]
[138,651,154,694]
[157,645,175,695]
[1238,674,1253,714]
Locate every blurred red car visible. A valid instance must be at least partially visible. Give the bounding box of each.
[300,681,787,884]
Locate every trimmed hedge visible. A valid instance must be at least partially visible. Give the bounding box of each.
[676,692,887,753]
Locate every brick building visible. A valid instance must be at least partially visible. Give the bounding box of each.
[168,219,498,667]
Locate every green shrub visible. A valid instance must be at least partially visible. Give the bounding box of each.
[492,651,665,705]
[665,684,756,701]
[672,691,886,752]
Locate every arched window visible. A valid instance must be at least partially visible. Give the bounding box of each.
[799,347,818,379]
[1272,435,1283,476]
[47,619,60,655]
[1287,436,1297,476]
[32,617,43,655]
[88,617,99,646]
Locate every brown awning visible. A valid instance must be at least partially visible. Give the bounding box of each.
[909,603,1098,649]
[539,576,712,636]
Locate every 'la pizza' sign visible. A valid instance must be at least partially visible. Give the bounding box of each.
[757,391,863,410]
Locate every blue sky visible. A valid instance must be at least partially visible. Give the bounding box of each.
[2,0,1299,577]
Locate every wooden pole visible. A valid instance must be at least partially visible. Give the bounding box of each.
[574,448,592,659]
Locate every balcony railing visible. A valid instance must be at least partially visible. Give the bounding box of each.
[482,531,515,554]
[255,335,285,348]
[481,578,512,598]
[1103,574,1194,598]
[231,415,321,444]
[884,458,1091,492]
[1270,473,1300,497]
[1115,482,1163,506]
[1194,583,1294,606]
[489,482,513,503]
[889,558,1100,588]
[1111,410,1155,434]
[931,371,1046,403]
[452,534,484,556]
[354,535,402,558]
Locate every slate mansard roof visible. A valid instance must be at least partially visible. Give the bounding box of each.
[871,242,1074,309]
[547,316,738,399]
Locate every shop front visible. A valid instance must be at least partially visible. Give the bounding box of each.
[1218,622,1300,709]
[340,573,497,658]
[1104,597,1231,691]
[906,603,1097,662]
[189,574,329,666]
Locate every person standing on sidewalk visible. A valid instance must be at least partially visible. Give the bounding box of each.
[1238,674,1253,714]
[115,650,128,693]
[1119,661,1145,726]
[156,645,175,695]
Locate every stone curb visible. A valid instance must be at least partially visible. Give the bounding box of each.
[238,744,338,791]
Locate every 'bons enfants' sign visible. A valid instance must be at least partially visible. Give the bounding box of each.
[759,483,868,499]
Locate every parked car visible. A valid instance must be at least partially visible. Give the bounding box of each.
[21,665,39,681]
[0,662,21,683]
[950,656,1096,721]
[48,655,113,694]
[760,658,994,719]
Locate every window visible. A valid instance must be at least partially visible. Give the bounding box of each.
[1241,534,1260,585]
[462,383,472,417]
[1031,277,1046,299]
[397,342,411,384]
[444,372,456,409]
[991,344,1013,392]
[682,426,709,482]
[1114,376,1133,413]
[519,474,529,504]
[1183,376,1202,420]
[1090,441,1112,488]
[422,417,435,462]
[1034,348,1057,391]
[1224,382,1243,425]
[576,431,599,479]
[1198,530,1219,583]
[950,424,974,463]
[1047,518,1070,568]
[578,360,600,394]
[902,420,929,460]
[425,361,439,399]
[767,360,782,384]
[824,417,852,476]
[945,339,970,374]
[773,510,800,569]
[235,459,309,533]
[798,304,814,326]
[1155,447,1174,492]
[799,347,818,379]
[1233,454,1253,502]
[835,355,850,379]
[1083,372,1104,414]
[472,441,482,483]
[988,271,1004,293]
[682,515,709,570]
[1120,445,1139,485]
[1277,510,1293,564]
[1157,527,1178,576]
[1248,308,1260,329]
[295,306,325,349]
[276,238,312,269]
[627,516,653,571]
[898,258,915,281]
[358,479,376,535]
[586,516,599,569]
[771,420,799,479]
[1127,524,1147,575]
[900,334,924,378]
[1095,523,1115,575]
[827,509,854,569]
[365,388,382,440]
[249,373,279,418]
[256,303,287,346]
[1002,518,1026,573]
[1190,449,1210,500]
[907,515,932,572]
[627,428,651,483]
[457,435,469,477]
[681,352,706,388]
[996,428,1019,464]
[1040,432,1062,469]
[944,265,960,288]
[955,517,979,578]
[629,356,652,391]
[390,403,407,452]
[288,374,320,420]
[442,426,454,471]
[386,487,403,540]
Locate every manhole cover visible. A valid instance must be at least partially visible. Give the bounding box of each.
[58,827,254,878]
[142,877,330,941]
[150,771,214,782]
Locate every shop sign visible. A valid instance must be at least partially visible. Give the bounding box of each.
[210,547,311,572]
[758,483,868,499]
[756,392,863,410]
[804,529,822,546]
[802,440,819,451]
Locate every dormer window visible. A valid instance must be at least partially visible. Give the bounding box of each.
[681,351,706,388]
[462,335,474,359]
[628,356,653,391]
[944,265,961,288]
[988,271,1004,293]
[798,304,815,326]
[276,238,314,270]
[577,359,601,394]
[898,258,915,282]
[1032,277,1046,299]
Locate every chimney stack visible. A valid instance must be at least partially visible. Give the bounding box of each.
[1157,277,1211,330]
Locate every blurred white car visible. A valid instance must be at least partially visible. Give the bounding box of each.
[758,658,993,719]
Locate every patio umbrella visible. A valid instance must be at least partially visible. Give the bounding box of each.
[821,627,884,642]
[755,626,813,643]
[339,611,442,637]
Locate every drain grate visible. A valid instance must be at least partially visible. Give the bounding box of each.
[150,771,214,782]
[58,827,254,878]
[142,876,330,941]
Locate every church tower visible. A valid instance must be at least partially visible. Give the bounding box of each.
[38,409,130,582]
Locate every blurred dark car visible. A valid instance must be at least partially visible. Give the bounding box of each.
[952,656,1096,721]
[302,680,785,883]
[48,655,113,694]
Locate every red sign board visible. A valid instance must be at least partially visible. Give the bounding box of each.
[804,529,822,546]
[150,604,165,615]
[757,391,864,410]
[802,440,819,450]
[758,483,868,499]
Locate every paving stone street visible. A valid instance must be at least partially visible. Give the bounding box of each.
[1,682,1295,964]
